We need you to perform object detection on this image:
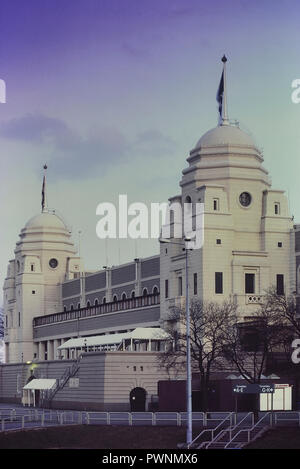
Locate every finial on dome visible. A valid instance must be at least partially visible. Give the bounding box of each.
[216,55,229,126]
[41,164,48,213]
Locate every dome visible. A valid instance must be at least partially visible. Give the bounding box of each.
[25,212,67,231]
[194,124,256,150]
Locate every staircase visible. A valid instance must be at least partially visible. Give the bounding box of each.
[205,412,253,449]
[43,355,82,408]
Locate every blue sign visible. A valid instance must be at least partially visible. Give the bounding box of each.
[232,384,274,394]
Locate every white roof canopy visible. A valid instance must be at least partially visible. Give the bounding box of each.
[23,379,57,390]
[58,327,171,350]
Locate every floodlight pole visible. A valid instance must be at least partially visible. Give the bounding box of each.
[159,237,192,447]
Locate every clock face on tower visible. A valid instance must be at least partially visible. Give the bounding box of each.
[239,192,252,207]
[49,258,58,269]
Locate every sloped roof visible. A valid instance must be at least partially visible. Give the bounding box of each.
[58,327,171,350]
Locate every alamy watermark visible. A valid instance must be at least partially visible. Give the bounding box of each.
[291,339,300,364]
[96,195,204,250]
[0,79,6,103]
[291,79,300,103]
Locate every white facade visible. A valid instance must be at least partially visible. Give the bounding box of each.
[3,211,82,363]
[160,123,294,323]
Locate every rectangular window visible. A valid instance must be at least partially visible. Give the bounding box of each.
[274,203,280,215]
[165,279,169,299]
[213,198,219,211]
[215,272,223,294]
[245,273,255,294]
[18,312,21,327]
[194,273,197,295]
[178,277,182,296]
[276,274,284,295]
[30,264,35,272]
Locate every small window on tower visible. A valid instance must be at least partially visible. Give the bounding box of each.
[276,274,284,296]
[245,273,255,294]
[213,199,219,211]
[274,203,280,215]
[30,264,35,272]
[165,279,169,299]
[32,290,36,295]
[178,276,183,296]
[194,273,197,295]
[215,272,223,294]
[278,242,283,248]
[216,239,222,245]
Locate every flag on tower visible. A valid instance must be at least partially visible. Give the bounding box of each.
[41,164,47,211]
[41,176,45,211]
[216,70,224,117]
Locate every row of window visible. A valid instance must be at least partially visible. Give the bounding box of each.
[212,197,281,214]
[63,287,159,312]
[164,273,285,297]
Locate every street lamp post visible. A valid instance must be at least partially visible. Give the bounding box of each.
[159,237,192,447]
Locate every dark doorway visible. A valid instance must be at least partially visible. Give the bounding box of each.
[130,387,146,411]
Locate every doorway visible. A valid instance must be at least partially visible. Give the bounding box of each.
[130,387,146,411]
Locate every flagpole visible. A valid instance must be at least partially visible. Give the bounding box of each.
[42,164,48,213]
[221,55,229,125]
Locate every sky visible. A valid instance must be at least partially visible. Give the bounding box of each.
[0,0,300,305]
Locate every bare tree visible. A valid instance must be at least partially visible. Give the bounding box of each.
[158,299,237,411]
[263,287,299,336]
[223,301,291,418]
[223,302,289,383]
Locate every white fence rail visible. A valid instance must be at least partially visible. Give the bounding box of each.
[0,408,300,435]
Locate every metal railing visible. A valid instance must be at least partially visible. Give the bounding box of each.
[83,411,205,427]
[33,293,160,327]
[1,409,300,437]
[187,412,234,449]
[205,412,253,449]
[44,354,82,406]
[226,412,271,448]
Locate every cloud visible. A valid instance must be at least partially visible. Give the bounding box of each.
[133,129,176,156]
[0,113,78,148]
[0,113,177,179]
[0,113,129,178]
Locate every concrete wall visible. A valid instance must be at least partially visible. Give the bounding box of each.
[0,351,182,411]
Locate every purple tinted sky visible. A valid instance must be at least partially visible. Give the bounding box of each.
[0,0,300,301]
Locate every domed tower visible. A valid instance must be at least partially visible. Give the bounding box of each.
[160,57,294,323]
[3,166,82,363]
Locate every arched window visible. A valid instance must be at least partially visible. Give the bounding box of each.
[77,303,81,309]
[63,306,67,312]
[94,299,99,306]
[131,291,135,298]
[143,288,148,296]
[153,286,159,295]
[86,301,91,308]
[70,304,74,311]
[113,295,118,302]
[122,293,127,301]
[102,297,106,304]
